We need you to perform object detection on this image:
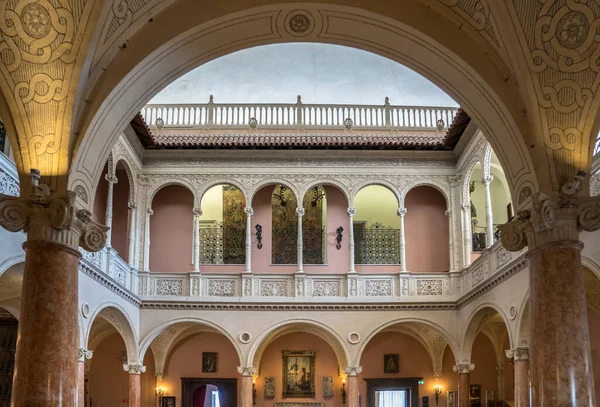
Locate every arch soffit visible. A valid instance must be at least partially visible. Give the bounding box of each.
[355,317,459,368]
[462,158,482,206]
[148,179,198,208]
[69,3,538,209]
[460,302,513,362]
[249,180,300,205]
[515,291,530,349]
[0,255,25,278]
[198,179,249,209]
[0,303,19,320]
[351,181,400,209]
[138,317,243,366]
[299,180,350,205]
[158,325,221,375]
[249,318,350,372]
[401,181,450,209]
[114,158,137,206]
[85,302,139,364]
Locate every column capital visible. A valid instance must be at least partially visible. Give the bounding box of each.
[78,348,93,362]
[482,175,494,186]
[244,207,254,216]
[105,174,118,184]
[344,366,363,376]
[499,180,600,251]
[128,201,136,210]
[123,364,146,374]
[0,181,108,252]
[505,347,529,361]
[445,209,452,216]
[461,203,471,211]
[397,208,407,217]
[237,366,257,377]
[453,363,474,374]
[296,207,305,216]
[193,207,203,217]
[347,207,356,216]
[147,208,154,216]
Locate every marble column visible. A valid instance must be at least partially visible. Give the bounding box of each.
[77,349,93,407]
[454,363,474,407]
[345,366,362,407]
[0,171,108,406]
[123,364,145,407]
[244,207,253,273]
[482,176,494,247]
[506,348,530,407]
[143,208,153,271]
[499,180,600,406]
[237,367,256,407]
[104,173,118,246]
[296,207,305,273]
[398,208,407,272]
[461,203,472,267]
[127,202,137,267]
[347,207,356,273]
[192,208,202,272]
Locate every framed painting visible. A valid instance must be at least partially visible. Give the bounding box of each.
[282,350,315,397]
[202,352,217,373]
[161,396,176,407]
[383,354,399,373]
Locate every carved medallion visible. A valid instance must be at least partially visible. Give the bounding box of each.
[288,13,310,33]
[556,11,589,49]
[21,3,52,39]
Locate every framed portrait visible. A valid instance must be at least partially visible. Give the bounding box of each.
[383,354,399,373]
[162,396,176,407]
[469,384,481,407]
[202,352,217,373]
[282,350,315,397]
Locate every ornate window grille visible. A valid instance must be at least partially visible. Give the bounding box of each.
[354,222,400,264]
[303,228,325,264]
[199,223,245,264]
[272,227,297,264]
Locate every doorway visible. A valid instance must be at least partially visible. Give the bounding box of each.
[364,378,421,407]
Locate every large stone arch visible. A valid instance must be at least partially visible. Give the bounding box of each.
[460,302,512,364]
[138,317,243,367]
[248,318,350,372]
[147,178,198,208]
[68,2,538,209]
[85,302,139,365]
[113,158,136,207]
[356,317,459,369]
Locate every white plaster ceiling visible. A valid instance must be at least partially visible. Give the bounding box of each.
[149,43,459,107]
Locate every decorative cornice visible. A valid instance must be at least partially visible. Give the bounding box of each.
[79,262,142,307]
[140,301,458,311]
[453,363,475,374]
[505,347,529,361]
[237,366,257,377]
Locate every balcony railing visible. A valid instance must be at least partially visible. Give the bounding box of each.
[199,226,245,265]
[141,97,458,130]
[354,224,400,264]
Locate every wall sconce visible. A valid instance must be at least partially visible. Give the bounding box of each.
[433,385,442,405]
[255,224,263,249]
[341,378,346,404]
[252,379,257,405]
[156,387,165,401]
[336,227,344,250]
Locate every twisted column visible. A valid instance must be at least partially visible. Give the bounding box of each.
[499,178,600,406]
[398,208,407,272]
[506,348,530,407]
[296,207,305,273]
[347,207,356,273]
[244,207,253,273]
[143,209,153,272]
[0,170,108,406]
[104,174,118,246]
[454,363,474,407]
[193,208,202,272]
[483,176,494,247]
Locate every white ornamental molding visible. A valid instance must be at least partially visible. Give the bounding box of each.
[123,364,146,374]
[0,174,108,252]
[312,280,341,297]
[237,366,257,377]
[364,279,393,296]
[416,279,443,296]
[78,348,93,362]
[453,363,475,374]
[344,366,363,376]
[260,280,288,297]
[208,279,236,296]
[156,279,183,296]
[505,347,529,361]
[0,169,19,197]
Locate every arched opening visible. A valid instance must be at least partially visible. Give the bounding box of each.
[359,323,456,406]
[463,307,512,405]
[0,307,17,406]
[270,184,298,265]
[404,186,449,272]
[111,161,132,262]
[199,184,246,268]
[150,185,195,273]
[353,185,400,270]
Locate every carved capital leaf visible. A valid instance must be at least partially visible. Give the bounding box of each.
[0,194,28,232]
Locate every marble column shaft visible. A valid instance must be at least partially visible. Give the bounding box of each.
[296,207,304,273]
[398,208,407,272]
[129,373,141,407]
[514,358,530,407]
[12,241,80,406]
[104,174,117,246]
[461,204,472,267]
[127,203,137,267]
[347,376,359,407]
[347,207,356,273]
[240,376,253,407]
[458,373,470,407]
[77,349,92,407]
[244,207,253,273]
[482,176,494,247]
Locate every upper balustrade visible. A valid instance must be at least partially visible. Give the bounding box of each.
[141,96,458,131]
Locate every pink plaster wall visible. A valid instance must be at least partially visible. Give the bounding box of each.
[161,332,241,405]
[88,333,133,406]
[360,331,456,406]
[142,348,157,407]
[256,332,341,407]
[112,168,131,261]
[470,332,499,401]
[588,306,600,402]
[93,164,108,224]
[404,186,449,272]
[150,185,194,273]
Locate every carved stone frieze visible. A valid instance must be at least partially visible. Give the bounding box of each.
[260,280,287,297]
[156,279,183,296]
[416,279,443,296]
[364,279,392,296]
[207,279,235,296]
[312,280,340,297]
